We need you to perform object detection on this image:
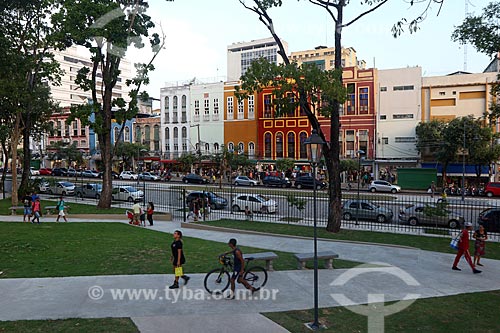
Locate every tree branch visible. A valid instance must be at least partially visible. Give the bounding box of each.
[342,0,389,28]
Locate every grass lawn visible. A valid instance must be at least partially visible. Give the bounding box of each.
[205,219,500,260]
[0,222,360,278]
[0,318,138,333]
[0,198,125,215]
[264,289,500,332]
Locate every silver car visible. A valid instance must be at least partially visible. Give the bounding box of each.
[368,180,401,193]
[47,181,75,196]
[342,200,393,223]
[112,186,144,202]
[233,176,259,187]
[398,204,464,229]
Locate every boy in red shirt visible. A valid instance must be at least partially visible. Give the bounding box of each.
[452,222,481,274]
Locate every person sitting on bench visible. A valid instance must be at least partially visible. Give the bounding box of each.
[244,206,253,221]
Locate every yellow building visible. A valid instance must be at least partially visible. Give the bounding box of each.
[421,72,498,123]
[290,46,366,70]
[223,82,258,158]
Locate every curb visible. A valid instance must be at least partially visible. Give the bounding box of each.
[181,222,419,250]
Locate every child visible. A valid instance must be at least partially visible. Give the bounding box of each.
[56,196,68,222]
[23,195,32,223]
[126,210,134,224]
[31,197,41,224]
[245,206,253,221]
[147,202,154,226]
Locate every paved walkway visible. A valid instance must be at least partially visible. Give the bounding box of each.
[1,217,500,333]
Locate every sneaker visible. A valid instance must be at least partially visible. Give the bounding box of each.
[168,283,179,289]
[473,269,482,274]
[452,266,461,271]
[225,293,235,300]
[182,276,190,285]
[477,263,483,266]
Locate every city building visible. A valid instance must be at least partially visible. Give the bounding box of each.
[290,46,366,70]
[227,37,288,81]
[133,115,161,170]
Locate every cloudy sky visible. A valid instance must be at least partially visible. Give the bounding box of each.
[124,0,493,100]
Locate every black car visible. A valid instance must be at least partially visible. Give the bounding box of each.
[478,208,500,233]
[262,175,292,188]
[98,171,119,179]
[294,176,327,190]
[186,191,228,210]
[182,173,208,184]
[51,168,68,176]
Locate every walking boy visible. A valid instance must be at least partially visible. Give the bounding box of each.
[31,197,41,224]
[56,196,68,222]
[169,230,190,289]
[452,222,481,274]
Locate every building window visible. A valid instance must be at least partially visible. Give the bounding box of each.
[164,96,170,123]
[380,115,387,120]
[80,125,86,136]
[205,143,210,153]
[359,87,369,114]
[65,123,70,137]
[135,126,141,142]
[173,96,178,123]
[287,132,295,159]
[194,100,200,116]
[165,127,170,153]
[248,95,254,119]
[299,132,308,159]
[276,132,284,158]
[264,94,273,118]
[227,96,234,119]
[393,85,414,91]
[380,87,387,92]
[393,114,414,119]
[81,140,86,147]
[237,99,244,119]
[204,98,209,115]
[114,127,120,143]
[154,125,160,151]
[264,133,272,158]
[346,83,355,115]
[238,142,244,154]
[213,98,219,114]
[72,121,78,136]
[181,95,187,122]
[228,142,234,152]
[439,91,446,96]
[346,130,355,157]
[358,130,368,153]
[214,143,220,153]
[181,127,187,152]
[124,127,130,142]
[144,125,150,144]
[173,127,178,152]
[382,137,388,144]
[395,137,416,143]
[248,142,255,158]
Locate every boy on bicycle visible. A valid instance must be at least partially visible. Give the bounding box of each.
[226,238,259,299]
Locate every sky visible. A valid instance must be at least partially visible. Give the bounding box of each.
[124,0,494,101]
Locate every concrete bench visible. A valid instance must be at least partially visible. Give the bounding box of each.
[9,206,25,215]
[243,252,278,271]
[45,205,70,215]
[293,251,339,270]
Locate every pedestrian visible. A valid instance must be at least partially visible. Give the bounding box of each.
[31,197,41,224]
[473,225,488,266]
[225,238,259,299]
[244,206,253,221]
[22,194,32,223]
[147,202,154,226]
[169,230,190,289]
[452,222,481,274]
[132,201,141,226]
[193,198,200,222]
[56,196,68,222]
[430,181,436,198]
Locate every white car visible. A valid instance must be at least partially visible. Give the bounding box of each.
[119,171,138,180]
[112,185,144,202]
[233,176,259,187]
[231,194,278,214]
[47,181,75,196]
[30,167,40,176]
[81,170,100,178]
[368,180,401,193]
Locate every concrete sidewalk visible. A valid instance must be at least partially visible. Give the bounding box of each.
[1,217,500,333]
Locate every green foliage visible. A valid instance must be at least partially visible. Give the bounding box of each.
[276,158,295,172]
[114,142,148,169]
[47,141,84,166]
[175,153,198,172]
[286,195,307,211]
[340,159,358,173]
[422,201,448,218]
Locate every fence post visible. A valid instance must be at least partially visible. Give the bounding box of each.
[183,188,186,223]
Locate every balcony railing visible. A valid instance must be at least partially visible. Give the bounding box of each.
[203,114,210,122]
[212,114,219,121]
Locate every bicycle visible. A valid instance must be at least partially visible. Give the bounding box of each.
[204,254,268,294]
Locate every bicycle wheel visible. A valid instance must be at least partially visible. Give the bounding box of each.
[244,266,268,289]
[204,268,231,294]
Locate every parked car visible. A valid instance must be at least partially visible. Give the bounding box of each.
[112,185,144,202]
[484,182,500,197]
[119,171,138,180]
[98,171,119,179]
[182,173,208,184]
[139,172,161,181]
[51,168,68,176]
[38,180,51,193]
[75,183,102,199]
[233,175,259,187]
[81,170,100,178]
[342,200,393,223]
[67,168,80,177]
[186,191,228,210]
[39,168,52,176]
[398,204,464,229]
[477,208,500,233]
[231,194,277,214]
[47,181,75,196]
[262,175,292,188]
[294,176,327,190]
[368,180,401,193]
[30,167,40,176]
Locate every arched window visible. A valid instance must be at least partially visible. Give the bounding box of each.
[173,127,178,139]
[173,96,178,122]
[228,142,234,152]
[144,125,151,144]
[276,132,283,158]
[181,95,187,122]
[264,133,272,158]
[135,126,141,143]
[165,128,170,153]
[238,142,244,154]
[164,96,170,123]
[181,127,187,152]
[214,143,220,153]
[124,127,130,142]
[287,132,295,159]
[248,142,255,158]
[299,132,308,159]
[205,143,210,153]
[114,127,120,143]
[153,125,160,151]
[173,127,179,153]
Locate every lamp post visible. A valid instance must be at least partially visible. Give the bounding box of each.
[462,121,466,202]
[356,150,365,225]
[304,129,325,331]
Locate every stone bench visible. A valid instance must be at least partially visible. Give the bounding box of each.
[9,206,25,215]
[243,252,278,271]
[45,205,70,215]
[293,251,339,270]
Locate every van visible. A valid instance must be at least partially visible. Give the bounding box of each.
[484,182,500,197]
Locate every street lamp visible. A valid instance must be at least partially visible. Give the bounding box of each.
[356,150,365,225]
[304,129,325,331]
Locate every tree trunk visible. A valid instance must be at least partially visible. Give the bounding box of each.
[96,86,114,209]
[10,114,21,206]
[19,114,32,198]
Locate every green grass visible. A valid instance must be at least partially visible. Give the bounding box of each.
[0,317,138,333]
[205,219,500,260]
[0,222,360,278]
[0,198,126,215]
[264,290,500,332]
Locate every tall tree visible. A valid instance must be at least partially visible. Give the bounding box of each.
[57,0,167,208]
[238,0,444,232]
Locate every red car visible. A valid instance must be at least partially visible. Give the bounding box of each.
[39,168,52,176]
